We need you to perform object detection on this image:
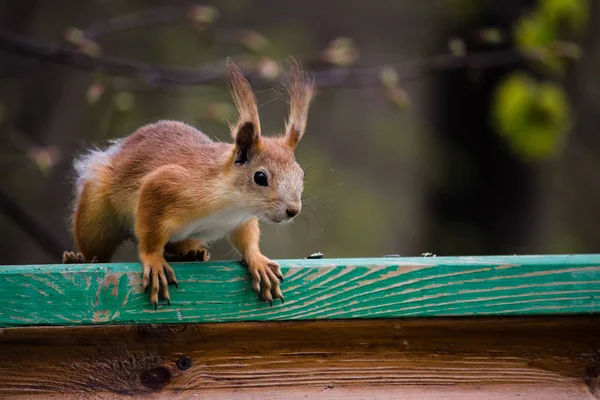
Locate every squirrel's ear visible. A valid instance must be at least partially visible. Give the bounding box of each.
[227,59,261,142]
[283,58,314,151]
[234,121,260,165]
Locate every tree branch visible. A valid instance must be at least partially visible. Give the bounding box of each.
[81,6,259,55]
[0,30,226,86]
[0,29,576,89]
[84,6,194,40]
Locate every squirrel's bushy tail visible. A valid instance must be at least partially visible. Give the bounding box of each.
[72,139,124,207]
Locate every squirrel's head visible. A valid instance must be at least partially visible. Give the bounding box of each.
[226,58,314,224]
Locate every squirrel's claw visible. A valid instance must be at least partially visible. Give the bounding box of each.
[142,256,177,310]
[62,251,98,264]
[244,256,285,306]
[199,249,210,261]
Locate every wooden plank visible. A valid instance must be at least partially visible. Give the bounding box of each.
[1,255,600,327]
[1,317,599,398]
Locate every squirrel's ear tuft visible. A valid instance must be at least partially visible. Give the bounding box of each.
[283,57,314,151]
[227,59,261,141]
[234,121,260,165]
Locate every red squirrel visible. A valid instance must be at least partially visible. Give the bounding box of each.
[62,59,314,309]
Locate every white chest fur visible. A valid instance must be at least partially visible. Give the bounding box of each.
[169,207,254,244]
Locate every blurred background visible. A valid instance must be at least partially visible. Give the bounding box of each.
[0,0,598,265]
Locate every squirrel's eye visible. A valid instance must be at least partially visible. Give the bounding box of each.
[254,171,268,187]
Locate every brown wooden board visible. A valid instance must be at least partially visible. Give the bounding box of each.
[1,317,600,399]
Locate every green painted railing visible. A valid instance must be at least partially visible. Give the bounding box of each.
[1,255,600,327]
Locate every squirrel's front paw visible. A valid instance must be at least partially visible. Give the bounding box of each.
[141,254,178,309]
[243,255,284,305]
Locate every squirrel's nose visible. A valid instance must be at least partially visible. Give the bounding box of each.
[286,208,299,218]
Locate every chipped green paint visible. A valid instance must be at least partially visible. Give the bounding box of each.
[1,255,600,327]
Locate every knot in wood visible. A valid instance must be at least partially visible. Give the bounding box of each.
[140,366,172,390]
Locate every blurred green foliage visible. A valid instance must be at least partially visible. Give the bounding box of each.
[541,0,589,33]
[494,0,588,161]
[494,73,570,159]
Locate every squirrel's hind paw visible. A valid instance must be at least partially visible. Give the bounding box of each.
[62,251,98,264]
[164,248,210,262]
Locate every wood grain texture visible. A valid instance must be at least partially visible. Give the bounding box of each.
[1,317,599,398]
[1,255,600,327]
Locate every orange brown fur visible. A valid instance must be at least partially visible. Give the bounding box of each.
[227,60,261,139]
[67,58,314,308]
[284,58,315,149]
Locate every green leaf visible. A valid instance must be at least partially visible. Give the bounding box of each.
[493,73,571,161]
[540,0,589,34]
[515,12,556,50]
